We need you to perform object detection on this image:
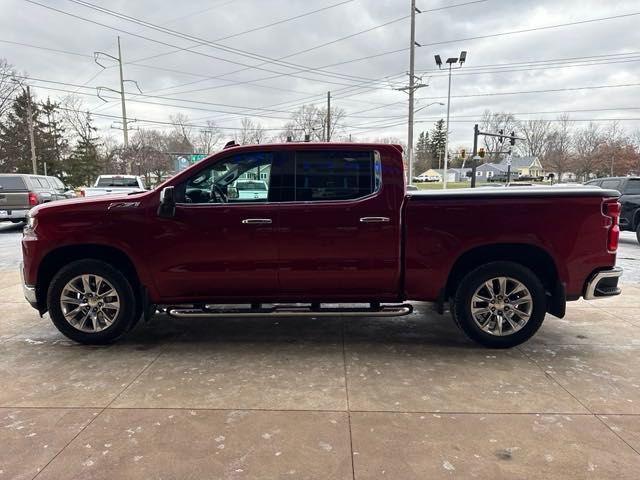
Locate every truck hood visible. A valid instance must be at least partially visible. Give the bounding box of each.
[31,190,151,217]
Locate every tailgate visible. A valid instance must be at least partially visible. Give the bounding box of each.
[0,191,30,209]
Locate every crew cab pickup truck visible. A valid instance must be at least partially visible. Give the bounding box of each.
[21,143,623,347]
[81,175,146,197]
[585,176,640,243]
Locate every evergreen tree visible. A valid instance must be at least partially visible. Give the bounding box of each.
[415,131,431,173]
[429,119,447,168]
[65,112,101,187]
[0,91,66,175]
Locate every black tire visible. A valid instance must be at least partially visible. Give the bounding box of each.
[452,261,546,348]
[47,259,137,344]
[636,223,640,245]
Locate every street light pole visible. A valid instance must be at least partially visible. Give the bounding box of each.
[407,0,417,184]
[443,62,453,189]
[435,51,466,189]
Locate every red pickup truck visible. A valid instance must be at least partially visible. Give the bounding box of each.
[21,142,622,348]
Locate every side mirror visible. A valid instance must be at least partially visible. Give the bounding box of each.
[158,186,176,218]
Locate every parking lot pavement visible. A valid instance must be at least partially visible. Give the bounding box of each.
[1,271,640,479]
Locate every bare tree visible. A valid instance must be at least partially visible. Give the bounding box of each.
[126,129,173,185]
[235,117,265,144]
[517,119,552,159]
[545,114,574,181]
[0,59,21,120]
[573,122,604,181]
[168,113,194,153]
[194,120,222,154]
[60,95,95,143]
[603,120,626,176]
[279,104,346,142]
[480,110,518,161]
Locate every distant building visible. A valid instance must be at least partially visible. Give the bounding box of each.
[497,156,544,177]
[474,163,504,181]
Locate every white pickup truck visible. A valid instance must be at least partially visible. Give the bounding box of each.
[81,175,146,197]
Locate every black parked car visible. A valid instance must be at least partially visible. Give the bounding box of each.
[585,177,640,243]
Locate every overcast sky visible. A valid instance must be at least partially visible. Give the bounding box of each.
[2,0,640,149]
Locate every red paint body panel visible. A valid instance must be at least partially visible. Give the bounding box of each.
[22,142,618,309]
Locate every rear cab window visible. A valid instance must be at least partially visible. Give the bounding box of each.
[0,176,27,191]
[97,177,139,188]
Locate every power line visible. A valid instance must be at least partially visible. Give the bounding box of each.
[64,0,380,85]
[129,0,357,65]
[25,0,383,89]
[320,10,640,70]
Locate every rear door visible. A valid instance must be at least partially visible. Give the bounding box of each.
[0,176,30,213]
[276,148,402,299]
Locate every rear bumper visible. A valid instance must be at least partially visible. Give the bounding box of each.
[19,262,38,308]
[0,209,29,221]
[584,267,623,300]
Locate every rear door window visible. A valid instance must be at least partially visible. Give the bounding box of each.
[0,176,27,191]
[601,179,623,191]
[625,179,640,194]
[294,150,377,202]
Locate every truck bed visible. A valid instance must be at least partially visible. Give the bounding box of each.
[403,186,619,302]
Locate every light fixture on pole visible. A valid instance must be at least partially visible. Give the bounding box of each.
[435,51,467,189]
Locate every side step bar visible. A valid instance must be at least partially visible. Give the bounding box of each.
[167,303,413,319]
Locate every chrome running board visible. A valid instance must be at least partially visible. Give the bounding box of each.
[167,303,413,319]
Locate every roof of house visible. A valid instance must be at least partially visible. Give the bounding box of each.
[497,156,540,169]
[476,163,506,172]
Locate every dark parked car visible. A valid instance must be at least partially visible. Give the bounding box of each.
[0,174,60,223]
[585,177,640,243]
[23,143,622,348]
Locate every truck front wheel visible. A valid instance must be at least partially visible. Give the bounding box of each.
[47,259,138,344]
[452,261,546,348]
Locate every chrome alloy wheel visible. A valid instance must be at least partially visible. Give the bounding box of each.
[59,274,120,333]
[470,276,533,336]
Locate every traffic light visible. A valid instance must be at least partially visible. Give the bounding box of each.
[479,148,485,158]
[498,129,504,144]
[510,131,516,146]
[460,149,466,159]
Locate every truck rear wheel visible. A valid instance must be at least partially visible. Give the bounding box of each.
[47,259,137,344]
[452,261,546,348]
[636,223,640,244]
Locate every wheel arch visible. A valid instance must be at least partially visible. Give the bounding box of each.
[444,243,565,318]
[36,244,143,314]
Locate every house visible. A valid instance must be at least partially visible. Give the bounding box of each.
[497,156,544,177]
[448,168,472,182]
[474,163,505,181]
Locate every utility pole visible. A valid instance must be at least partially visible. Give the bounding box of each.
[117,36,129,150]
[326,91,331,142]
[95,36,142,173]
[397,1,426,184]
[471,124,479,188]
[25,86,37,175]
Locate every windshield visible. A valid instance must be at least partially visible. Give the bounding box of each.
[96,177,139,188]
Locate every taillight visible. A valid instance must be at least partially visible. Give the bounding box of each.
[28,192,38,206]
[603,199,620,252]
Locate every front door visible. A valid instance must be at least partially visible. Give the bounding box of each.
[151,150,280,302]
[276,148,402,300]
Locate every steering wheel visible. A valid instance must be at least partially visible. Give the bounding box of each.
[210,184,228,203]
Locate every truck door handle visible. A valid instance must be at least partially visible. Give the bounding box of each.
[241,218,272,225]
[360,217,390,223]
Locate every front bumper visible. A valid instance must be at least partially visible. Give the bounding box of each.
[20,262,38,308]
[584,267,623,300]
[0,209,29,221]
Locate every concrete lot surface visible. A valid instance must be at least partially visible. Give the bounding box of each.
[1,226,640,478]
[1,272,640,478]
